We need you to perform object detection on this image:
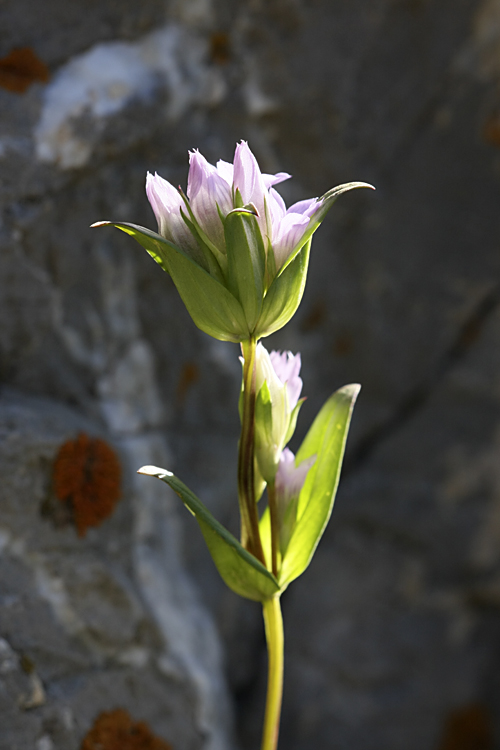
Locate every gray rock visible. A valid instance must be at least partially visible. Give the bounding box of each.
[1,0,500,748]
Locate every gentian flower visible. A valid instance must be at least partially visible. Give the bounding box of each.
[94,141,373,342]
[253,343,305,483]
[275,448,316,554]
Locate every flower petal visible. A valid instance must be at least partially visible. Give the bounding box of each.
[272,211,310,270]
[263,171,291,189]
[267,187,287,227]
[287,197,320,217]
[187,150,233,249]
[275,448,315,504]
[146,172,197,253]
[216,159,234,186]
[269,350,302,410]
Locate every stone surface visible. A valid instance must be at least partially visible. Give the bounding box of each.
[1,0,500,748]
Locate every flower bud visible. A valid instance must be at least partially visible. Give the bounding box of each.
[275,448,316,555]
[254,343,305,483]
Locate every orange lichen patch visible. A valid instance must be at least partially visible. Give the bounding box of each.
[333,333,353,357]
[483,114,500,148]
[210,32,231,64]
[437,704,493,750]
[300,300,327,332]
[0,47,49,94]
[81,709,172,750]
[176,361,200,404]
[53,433,122,537]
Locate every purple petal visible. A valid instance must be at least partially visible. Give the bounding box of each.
[275,448,315,503]
[216,159,234,186]
[269,350,302,409]
[187,150,232,249]
[263,171,292,189]
[287,197,320,217]
[272,212,310,270]
[267,187,286,227]
[146,172,197,252]
[233,141,266,205]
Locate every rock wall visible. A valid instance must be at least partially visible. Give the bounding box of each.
[1,1,500,749]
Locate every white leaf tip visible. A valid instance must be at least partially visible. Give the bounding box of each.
[137,465,173,478]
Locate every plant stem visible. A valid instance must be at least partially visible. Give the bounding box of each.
[261,595,284,750]
[238,337,265,564]
[266,482,280,577]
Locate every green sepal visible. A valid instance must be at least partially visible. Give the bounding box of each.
[225,210,266,332]
[91,221,173,274]
[278,383,361,589]
[259,506,272,571]
[254,381,277,483]
[280,182,374,275]
[178,189,228,275]
[179,208,226,283]
[138,465,280,602]
[255,239,311,338]
[92,221,249,343]
[284,396,306,446]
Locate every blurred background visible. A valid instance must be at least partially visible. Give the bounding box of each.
[1,0,500,748]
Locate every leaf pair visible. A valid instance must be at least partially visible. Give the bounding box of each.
[139,383,360,602]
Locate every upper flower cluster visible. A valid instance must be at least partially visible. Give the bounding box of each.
[146,141,321,276]
[93,141,372,343]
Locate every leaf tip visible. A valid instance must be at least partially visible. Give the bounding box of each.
[90,221,111,228]
[339,383,362,403]
[137,465,173,479]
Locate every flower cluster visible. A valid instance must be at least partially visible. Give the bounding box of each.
[140,141,371,343]
[146,141,320,278]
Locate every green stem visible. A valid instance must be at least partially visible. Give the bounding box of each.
[238,337,265,564]
[261,595,284,750]
[266,482,280,577]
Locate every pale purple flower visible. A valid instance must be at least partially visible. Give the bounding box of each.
[275,448,316,552]
[146,141,320,273]
[187,150,232,250]
[269,349,303,410]
[254,343,304,483]
[146,171,197,254]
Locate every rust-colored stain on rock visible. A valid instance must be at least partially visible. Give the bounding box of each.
[81,709,172,750]
[483,113,500,148]
[438,704,494,750]
[53,433,122,537]
[210,32,231,64]
[176,361,200,404]
[0,47,49,93]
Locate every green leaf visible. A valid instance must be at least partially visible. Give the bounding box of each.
[91,220,173,274]
[92,221,249,343]
[225,210,266,331]
[259,505,272,572]
[255,239,311,338]
[278,384,361,588]
[254,381,277,484]
[279,182,375,275]
[138,465,280,602]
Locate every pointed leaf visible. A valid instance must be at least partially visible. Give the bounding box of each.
[279,182,374,275]
[255,239,311,338]
[91,220,173,273]
[278,384,361,588]
[225,210,266,331]
[92,221,249,343]
[138,465,280,602]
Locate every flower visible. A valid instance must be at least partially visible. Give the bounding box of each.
[147,141,314,274]
[275,448,316,554]
[253,343,305,483]
[95,142,373,342]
